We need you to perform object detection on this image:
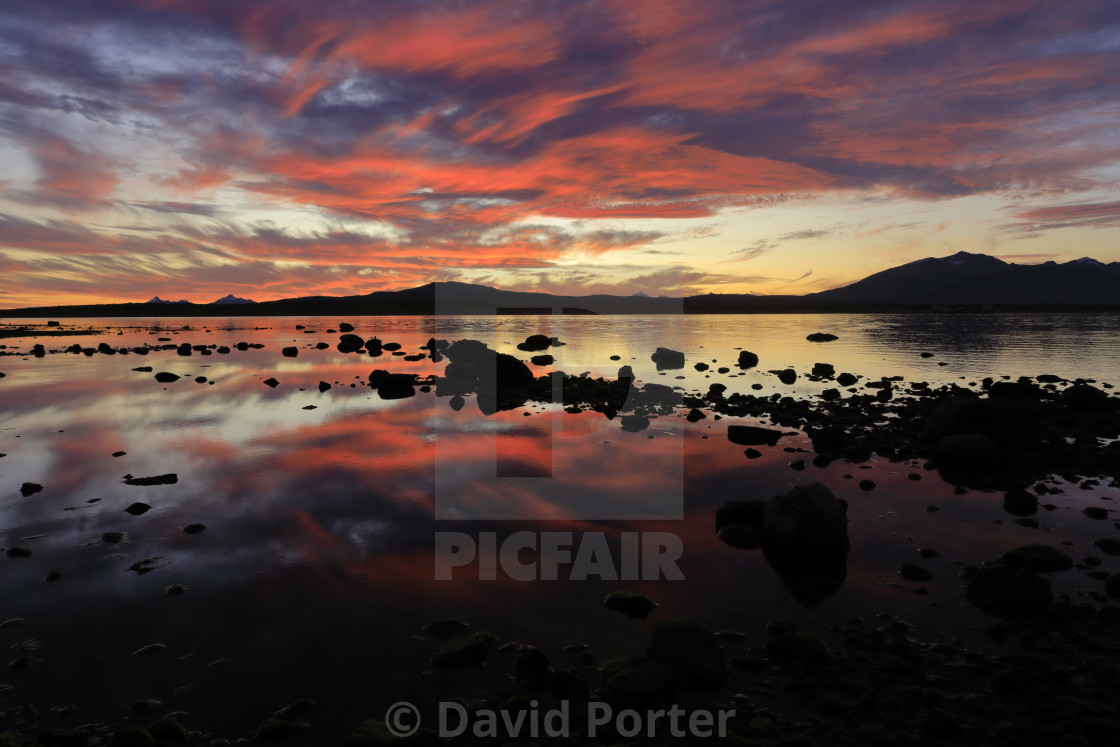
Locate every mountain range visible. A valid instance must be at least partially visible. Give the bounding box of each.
[3,252,1117,317]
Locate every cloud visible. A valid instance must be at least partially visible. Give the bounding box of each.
[1001,200,1120,234]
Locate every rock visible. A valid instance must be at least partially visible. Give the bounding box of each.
[806,333,838,342]
[123,474,178,486]
[1094,538,1120,556]
[737,350,759,368]
[364,338,383,355]
[153,372,180,383]
[936,433,996,465]
[620,414,650,432]
[19,482,42,497]
[516,334,553,352]
[1003,489,1039,516]
[717,524,766,549]
[448,395,465,411]
[281,346,298,357]
[1106,575,1120,599]
[900,563,934,581]
[601,657,676,708]
[182,523,206,534]
[124,503,151,516]
[997,544,1073,573]
[338,322,354,332]
[764,631,832,665]
[744,448,762,459]
[777,368,797,385]
[1084,506,1109,520]
[694,362,709,371]
[530,354,554,366]
[1063,384,1111,411]
[176,343,191,356]
[836,372,857,386]
[648,621,725,686]
[107,727,156,746]
[317,381,331,393]
[431,632,495,669]
[422,619,469,639]
[811,362,835,378]
[336,333,365,353]
[263,378,279,388]
[763,483,850,561]
[604,591,659,619]
[651,347,685,370]
[165,584,186,595]
[858,479,877,491]
[617,365,635,379]
[727,425,783,445]
[514,645,551,682]
[820,387,841,400]
[102,532,125,543]
[5,547,31,558]
[369,370,417,399]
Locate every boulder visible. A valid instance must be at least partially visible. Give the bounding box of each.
[811,362,835,378]
[1003,489,1038,516]
[336,334,365,353]
[281,347,297,358]
[651,347,685,370]
[727,425,783,445]
[806,333,838,342]
[763,483,850,561]
[1063,384,1111,411]
[516,334,553,352]
[737,350,759,368]
[777,368,797,385]
[154,372,180,383]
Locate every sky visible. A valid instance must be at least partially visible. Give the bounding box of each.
[1,0,1119,307]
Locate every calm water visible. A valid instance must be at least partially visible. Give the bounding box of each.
[1,313,1118,739]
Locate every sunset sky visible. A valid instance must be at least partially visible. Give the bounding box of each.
[1,0,1119,307]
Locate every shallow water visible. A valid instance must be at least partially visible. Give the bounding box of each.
[1,313,1118,739]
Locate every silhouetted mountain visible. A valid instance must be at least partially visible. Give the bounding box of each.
[146,296,192,304]
[5,252,1118,317]
[808,251,1120,305]
[211,294,256,305]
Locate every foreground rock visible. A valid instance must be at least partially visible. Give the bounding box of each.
[967,567,1053,617]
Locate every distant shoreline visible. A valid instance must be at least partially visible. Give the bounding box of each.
[3,302,1120,318]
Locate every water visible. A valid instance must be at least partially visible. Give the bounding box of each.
[0,313,1118,740]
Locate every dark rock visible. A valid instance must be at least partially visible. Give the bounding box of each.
[369,370,417,399]
[102,532,124,543]
[648,621,725,686]
[1084,506,1109,520]
[281,347,298,357]
[811,362,835,378]
[836,372,858,387]
[124,503,151,516]
[516,334,553,352]
[318,381,331,393]
[737,350,759,368]
[777,368,797,385]
[1094,538,1120,555]
[422,619,469,639]
[448,395,465,411]
[1106,575,1120,599]
[686,408,706,422]
[19,482,42,497]
[263,378,279,388]
[651,347,685,370]
[514,645,551,682]
[694,362,709,371]
[431,632,495,669]
[1003,489,1039,516]
[967,567,1053,616]
[998,544,1073,573]
[858,479,877,491]
[604,591,659,619]
[182,523,206,534]
[620,414,650,432]
[530,354,554,366]
[1063,384,1111,411]
[727,425,783,445]
[5,547,31,558]
[763,483,850,561]
[338,322,354,332]
[336,333,365,353]
[176,343,192,356]
[806,333,839,342]
[154,372,180,383]
[123,474,177,486]
[936,433,996,465]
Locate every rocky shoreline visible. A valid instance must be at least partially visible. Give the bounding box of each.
[1,324,1119,745]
